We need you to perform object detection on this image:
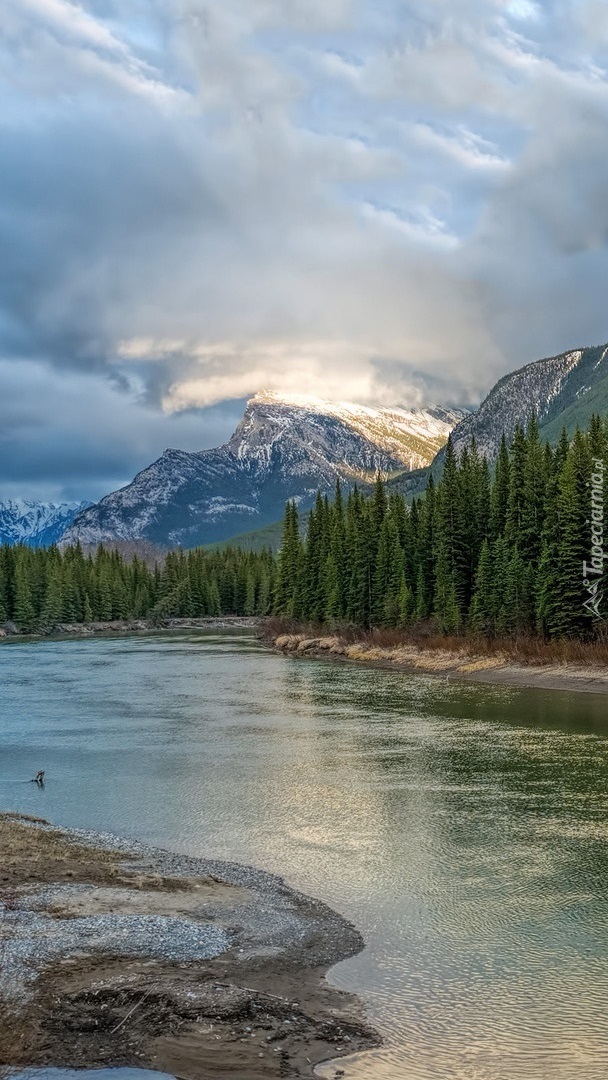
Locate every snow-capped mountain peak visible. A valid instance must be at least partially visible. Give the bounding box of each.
[63,391,465,549]
[0,500,89,547]
[232,392,464,471]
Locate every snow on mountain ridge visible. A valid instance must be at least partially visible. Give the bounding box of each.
[445,344,608,462]
[234,392,464,469]
[64,391,462,548]
[251,390,458,433]
[0,500,89,547]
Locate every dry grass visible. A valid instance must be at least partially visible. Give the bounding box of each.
[262,617,608,668]
[0,816,195,895]
[0,815,125,892]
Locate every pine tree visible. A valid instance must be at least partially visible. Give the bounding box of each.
[415,480,436,619]
[536,463,561,637]
[490,434,511,540]
[14,552,36,632]
[503,545,534,635]
[505,424,527,549]
[469,539,494,634]
[433,437,467,630]
[548,432,594,637]
[492,536,511,635]
[82,592,94,623]
[373,513,402,625]
[41,564,63,629]
[274,502,303,618]
[520,414,546,564]
[346,489,372,627]
[0,552,8,622]
[398,573,415,627]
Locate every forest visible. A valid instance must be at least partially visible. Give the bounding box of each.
[0,545,276,632]
[1,412,607,640]
[273,413,607,639]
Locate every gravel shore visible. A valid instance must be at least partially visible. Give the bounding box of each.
[0,815,378,1079]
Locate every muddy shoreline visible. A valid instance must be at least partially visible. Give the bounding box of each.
[0,815,378,1079]
[271,633,608,696]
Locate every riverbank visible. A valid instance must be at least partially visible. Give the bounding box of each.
[0,815,377,1079]
[0,617,259,641]
[271,633,608,695]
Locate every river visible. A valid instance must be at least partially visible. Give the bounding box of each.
[2,630,608,1079]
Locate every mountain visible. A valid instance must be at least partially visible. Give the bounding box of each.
[447,342,608,461]
[63,391,464,549]
[0,500,89,547]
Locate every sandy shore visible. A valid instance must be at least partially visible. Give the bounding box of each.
[0,815,377,1079]
[272,634,608,696]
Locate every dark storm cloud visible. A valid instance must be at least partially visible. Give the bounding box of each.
[2,0,608,497]
[0,361,245,501]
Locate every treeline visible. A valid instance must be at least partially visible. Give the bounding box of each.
[274,414,608,639]
[0,544,276,632]
[4,413,608,640]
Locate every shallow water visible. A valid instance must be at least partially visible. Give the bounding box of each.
[2,631,608,1079]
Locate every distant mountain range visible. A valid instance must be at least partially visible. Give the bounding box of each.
[62,392,463,549]
[7,341,608,551]
[0,500,88,547]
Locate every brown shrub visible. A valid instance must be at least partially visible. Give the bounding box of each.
[261,618,608,668]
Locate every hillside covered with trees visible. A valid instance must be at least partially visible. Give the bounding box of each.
[1,413,607,640]
[273,413,607,640]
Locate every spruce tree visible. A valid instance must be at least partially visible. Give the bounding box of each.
[490,434,511,540]
[520,414,546,564]
[549,432,594,637]
[14,553,36,632]
[41,564,63,629]
[433,437,466,629]
[505,424,527,549]
[469,539,494,634]
[274,502,303,618]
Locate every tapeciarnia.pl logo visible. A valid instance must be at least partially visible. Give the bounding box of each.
[583,458,605,620]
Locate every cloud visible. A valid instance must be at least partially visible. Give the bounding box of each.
[0,360,245,501]
[1,0,608,497]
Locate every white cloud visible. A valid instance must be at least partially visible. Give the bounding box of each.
[411,122,511,171]
[506,1,541,21]
[2,0,608,497]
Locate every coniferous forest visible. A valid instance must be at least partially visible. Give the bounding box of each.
[0,545,276,633]
[273,412,607,640]
[1,413,607,640]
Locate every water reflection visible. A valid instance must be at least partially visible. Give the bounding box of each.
[2,632,608,1079]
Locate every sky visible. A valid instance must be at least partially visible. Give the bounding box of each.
[3,0,608,501]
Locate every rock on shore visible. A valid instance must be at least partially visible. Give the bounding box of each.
[271,633,608,695]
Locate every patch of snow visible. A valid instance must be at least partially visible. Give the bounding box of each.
[0,500,89,547]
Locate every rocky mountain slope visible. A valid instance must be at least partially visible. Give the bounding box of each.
[0,500,88,547]
[63,392,463,548]
[447,342,608,461]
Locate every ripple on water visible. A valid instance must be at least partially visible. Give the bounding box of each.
[4,632,608,1079]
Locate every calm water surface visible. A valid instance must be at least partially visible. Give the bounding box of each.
[2,631,608,1079]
